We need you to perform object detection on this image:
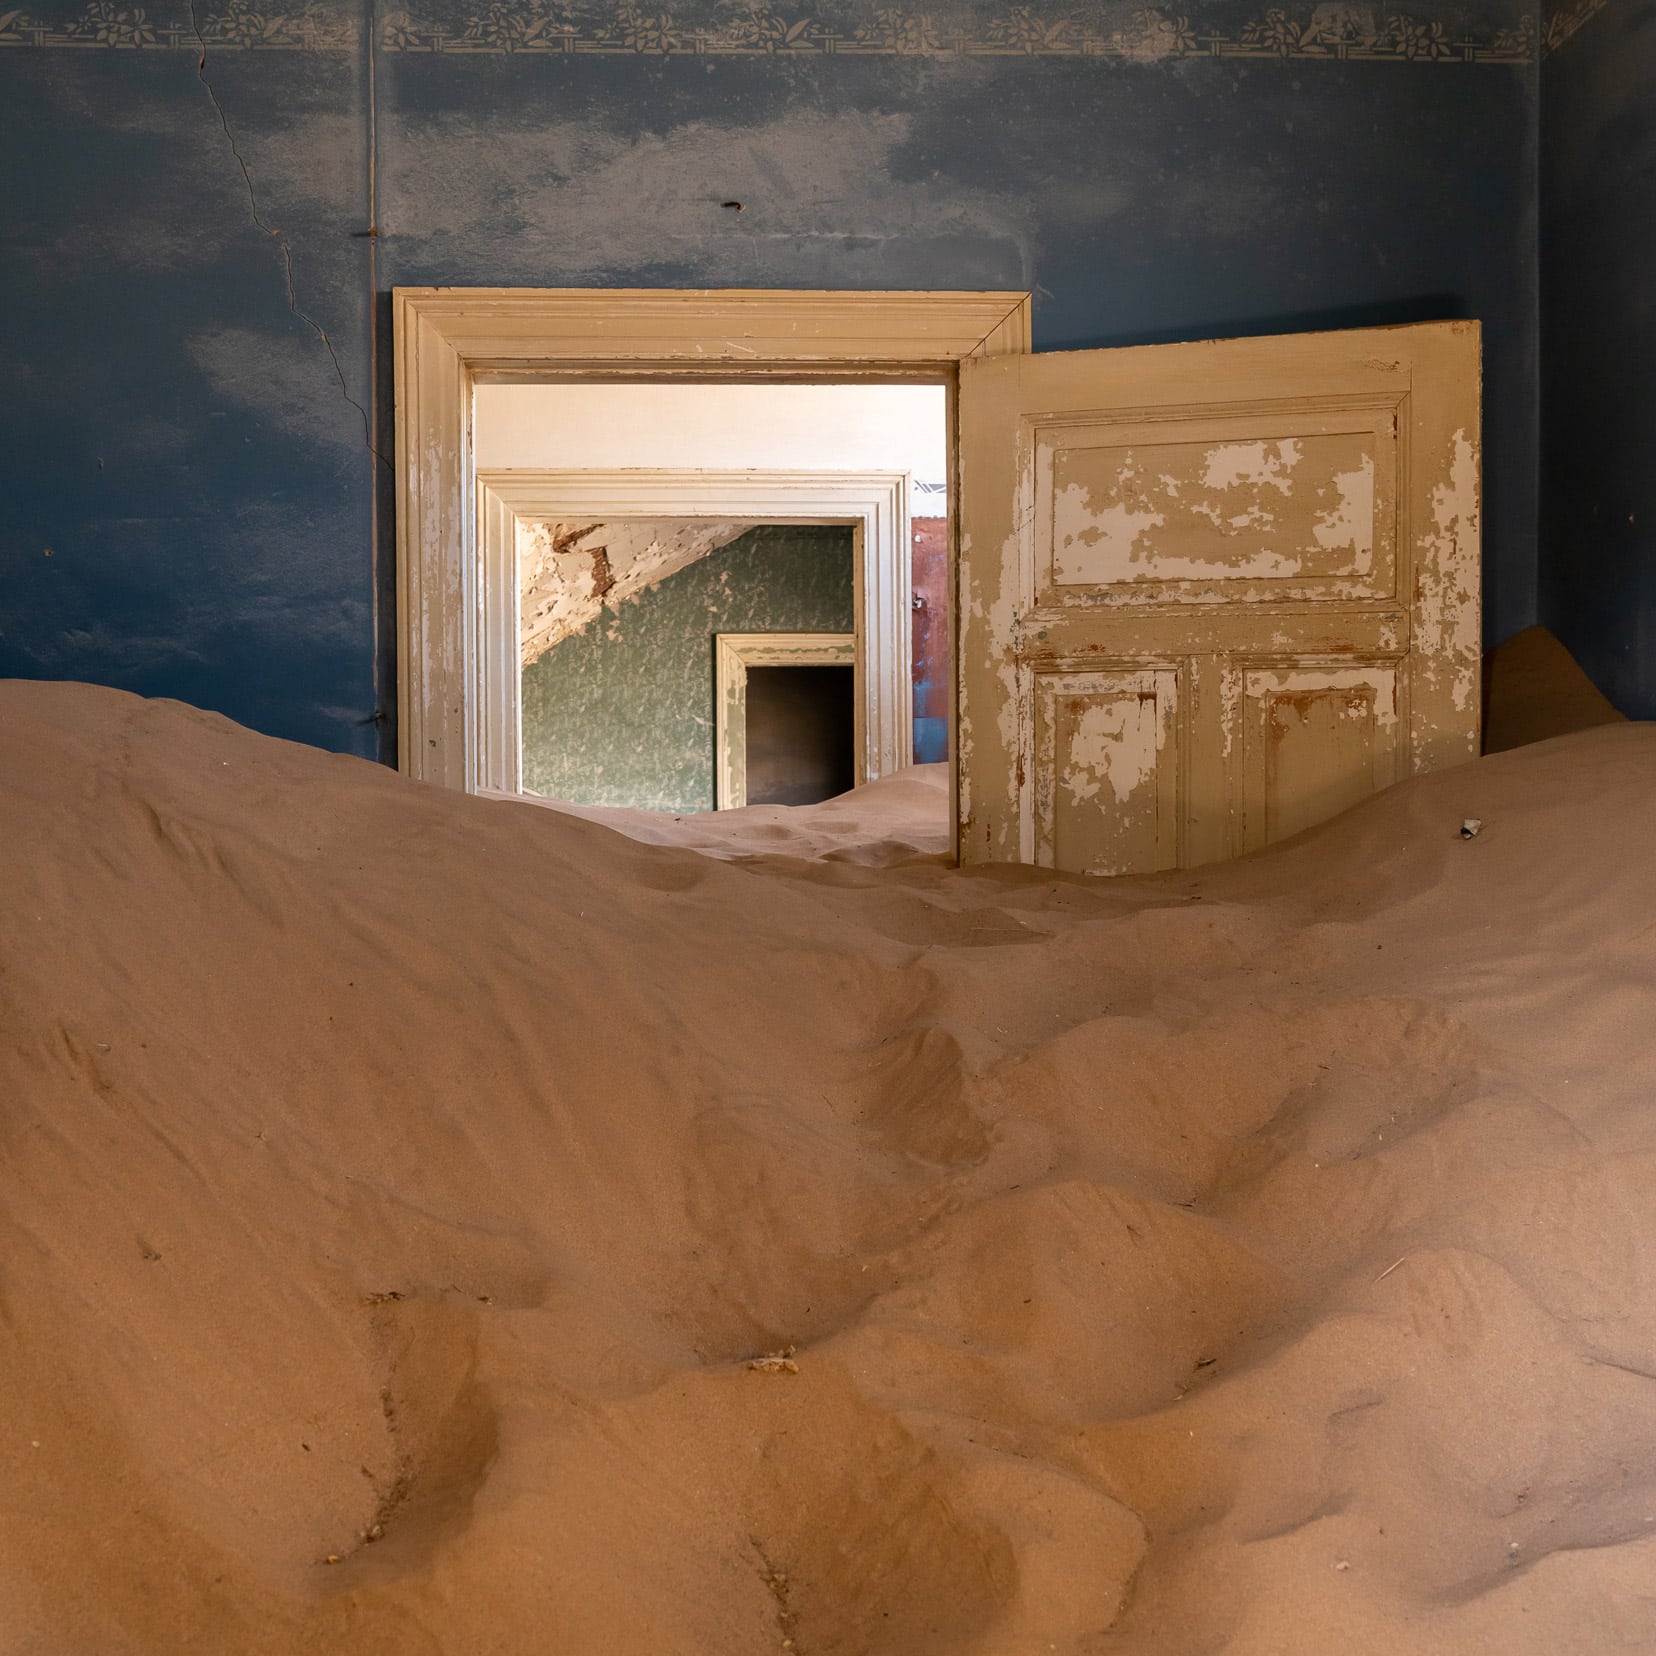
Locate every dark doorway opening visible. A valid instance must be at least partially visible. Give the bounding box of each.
[745,665,855,806]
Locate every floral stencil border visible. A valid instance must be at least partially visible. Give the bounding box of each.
[0,0,1613,59]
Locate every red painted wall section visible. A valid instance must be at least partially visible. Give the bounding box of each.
[911,517,949,765]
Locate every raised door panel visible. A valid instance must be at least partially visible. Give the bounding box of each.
[1237,663,1402,852]
[958,322,1480,875]
[1035,404,1398,606]
[1032,668,1182,876]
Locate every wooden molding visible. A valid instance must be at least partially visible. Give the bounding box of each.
[476,468,914,795]
[715,632,857,811]
[394,287,1031,791]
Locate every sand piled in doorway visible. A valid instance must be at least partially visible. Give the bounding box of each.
[4,680,1656,1656]
[520,761,952,866]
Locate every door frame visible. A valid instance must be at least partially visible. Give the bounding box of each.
[713,631,856,811]
[478,468,911,797]
[393,287,1032,810]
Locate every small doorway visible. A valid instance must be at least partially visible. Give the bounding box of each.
[714,629,856,809]
[744,664,856,808]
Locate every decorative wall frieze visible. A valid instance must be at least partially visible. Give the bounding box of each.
[0,0,1608,61]
[1540,0,1606,51]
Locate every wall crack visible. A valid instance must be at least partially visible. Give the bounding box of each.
[187,0,389,471]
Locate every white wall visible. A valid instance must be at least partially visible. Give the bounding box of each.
[475,382,948,492]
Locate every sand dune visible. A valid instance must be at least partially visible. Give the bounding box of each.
[3,679,1655,1654]
[513,761,951,866]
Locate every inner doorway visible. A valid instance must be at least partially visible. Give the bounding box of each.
[470,379,950,822]
[396,290,1479,875]
[744,663,856,808]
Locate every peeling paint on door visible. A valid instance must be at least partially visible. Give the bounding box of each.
[1033,669,1180,875]
[959,322,1481,876]
[1048,426,1384,590]
[1413,428,1483,731]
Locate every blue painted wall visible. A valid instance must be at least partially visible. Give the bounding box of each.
[521,524,853,811]
[1539,0,1655,717]
[2,0,1542,762]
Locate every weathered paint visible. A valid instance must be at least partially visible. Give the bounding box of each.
[1413,429,1485,732]
[1032,670,1181,875]
[1258,692,1386,841]
[1051,431,1381,589]
[1312,460,1378,560]
[1239,663,1401,848]
[519,519,753,667]
[1063,697,1160,808]
[959,322,1479,877]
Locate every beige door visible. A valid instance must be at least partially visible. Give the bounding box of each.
[957,322,1481,873]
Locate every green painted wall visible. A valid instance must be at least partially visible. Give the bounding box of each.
[521,525,854,812]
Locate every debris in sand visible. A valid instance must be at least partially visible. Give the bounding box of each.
[747,1348,799,1375]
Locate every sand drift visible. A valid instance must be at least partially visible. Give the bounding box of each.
[3,681,1655,1654]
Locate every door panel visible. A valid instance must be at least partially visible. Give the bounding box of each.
[1032,667,1182,876]
[1237,663,1402,853]
[958,322,1480,874]
[1037,405,1398,603]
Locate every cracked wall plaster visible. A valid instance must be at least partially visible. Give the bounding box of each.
[519,520,757,666]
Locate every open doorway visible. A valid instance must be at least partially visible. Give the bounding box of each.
[393,286,1031,867]
[397,291,1478,876]
[471,379,950,836]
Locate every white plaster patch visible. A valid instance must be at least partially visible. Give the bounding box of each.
[1063,695,1160,808]
[1415,429,1482,719]
[1311,456,1376,567]
[1201,439,1302,493]
[1056,484,1166,569]
[520,519,754,665]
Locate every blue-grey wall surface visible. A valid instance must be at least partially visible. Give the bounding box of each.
[521,524,853,811]
[3,0,1547,761]
[1539,0,1655,717]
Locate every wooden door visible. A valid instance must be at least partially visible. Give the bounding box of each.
[956,322,1481,873]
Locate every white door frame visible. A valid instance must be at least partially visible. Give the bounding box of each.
[393,287,1032,796]
[714,631,856,810]
[477,468,910,796]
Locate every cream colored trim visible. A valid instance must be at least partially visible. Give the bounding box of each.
[477,468,911,796]
[394,287,1031,791]
[715,632,857,811]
